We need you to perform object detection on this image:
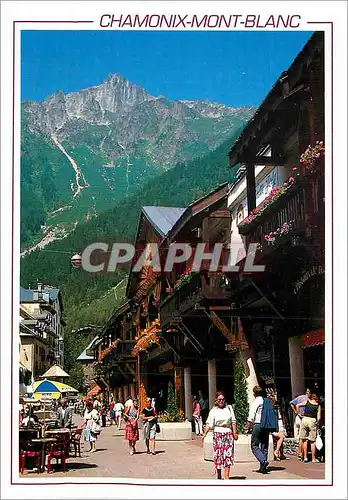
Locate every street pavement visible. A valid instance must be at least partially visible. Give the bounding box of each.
[20,417,325,481]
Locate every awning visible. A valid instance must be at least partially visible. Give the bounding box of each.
[40,365,70,378]
[301,328,325,349]
[87,385,101,398]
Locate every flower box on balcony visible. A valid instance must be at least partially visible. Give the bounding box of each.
[238,179,300,235]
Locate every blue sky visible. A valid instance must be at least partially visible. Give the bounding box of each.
[21,30,312,107]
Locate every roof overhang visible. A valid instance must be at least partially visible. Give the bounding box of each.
[229,32,323,167]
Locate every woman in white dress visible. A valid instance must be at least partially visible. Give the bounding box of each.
[84,401,101,453]
[201,391,238,480]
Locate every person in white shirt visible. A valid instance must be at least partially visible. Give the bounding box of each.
[246,385,268,473]
[201,391,238,480]
[84,401,101,453]
[114,400,125,429]
[124,397,133,409]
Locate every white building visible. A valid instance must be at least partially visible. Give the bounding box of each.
[20,283,65,374]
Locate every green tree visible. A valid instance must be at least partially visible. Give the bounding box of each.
[234,356,249,433]
[68,364,84,393]
[159,381,180,422]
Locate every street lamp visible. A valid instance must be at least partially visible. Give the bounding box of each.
[71,253,82,269]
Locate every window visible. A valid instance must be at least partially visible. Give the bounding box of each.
[237,204,244,224]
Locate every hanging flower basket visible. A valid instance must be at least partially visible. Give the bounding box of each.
[174,267,198,291]
[131,332,160,356]
[131,320,161,356]
[98,339,121,363]
[300,141,324,174]
[239,174,299,229]
[264,221,294,245]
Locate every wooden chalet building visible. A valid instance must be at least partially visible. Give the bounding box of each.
[226,31,325,426]
[86,301,137,402]
[158,183,247,417]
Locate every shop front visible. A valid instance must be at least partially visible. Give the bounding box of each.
[302,328,325,395]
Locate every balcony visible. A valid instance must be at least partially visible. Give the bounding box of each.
[160,272,230,327]
[238,177,324,257]
[103,340,135,364]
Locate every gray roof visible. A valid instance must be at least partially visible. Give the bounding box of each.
[142,206,186,237]
[20,286,60,303]
[20,286,33,302]
[47,288,60,301]
[76,336,98,362]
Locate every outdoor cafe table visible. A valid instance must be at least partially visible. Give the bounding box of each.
[19,428,40,441]
[31,437,57,472]
[45,429,71,436]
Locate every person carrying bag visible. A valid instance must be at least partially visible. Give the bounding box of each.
[247,386,278,474]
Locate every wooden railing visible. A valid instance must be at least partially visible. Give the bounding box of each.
[160,272,230,326]
[248,187,304,249]
[108,341,135,362]
[238,176,324,256]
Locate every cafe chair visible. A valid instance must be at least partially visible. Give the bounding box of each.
[70,428,82,457]
[47,438,67,473]
[20,442,41,474]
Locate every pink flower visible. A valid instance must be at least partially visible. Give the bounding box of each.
[289,176,295,182]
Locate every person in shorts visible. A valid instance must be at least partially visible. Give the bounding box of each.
[296,393,321,463]
[290,388,311,459]
[142,397,158,455]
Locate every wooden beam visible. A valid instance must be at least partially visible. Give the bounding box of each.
[238,156,285,166]
[178,324,204,355]
[124,362,136,375]
[209,210,231,218]
[206,310,231,341]
[246,163,256,212]
[209,306,232,311]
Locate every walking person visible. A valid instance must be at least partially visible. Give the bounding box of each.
[114,399,125,429]
[57,398,73,428]
[198,390,209,425]
[79,400,85,416]
[201,391,238,480]
[296,392,321,463]
[246,386,278,474]
[84,400,101,453]
[192,395,203,436]
[290,388,311,460]
[109,399,116,425]
[124,400,139,455]
[100,399,108,427]
[270,395,287,460]
[124,395,133,410]
[142,397,158,455]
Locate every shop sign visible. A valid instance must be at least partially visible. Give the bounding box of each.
[251,324,274,367]
[293,265,324,295]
